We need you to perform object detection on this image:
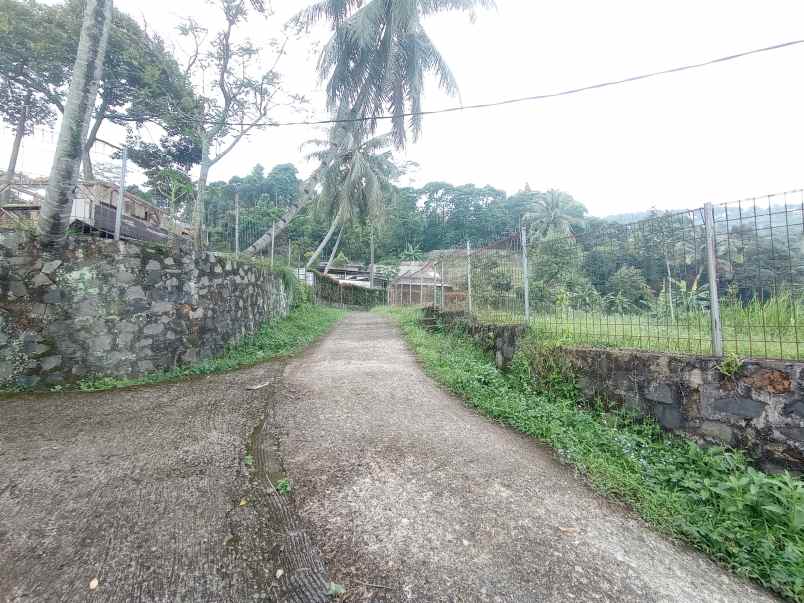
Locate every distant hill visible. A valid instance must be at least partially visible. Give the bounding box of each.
[602,211,657,224]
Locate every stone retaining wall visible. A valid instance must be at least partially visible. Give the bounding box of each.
[0,232,291,388]
[424,307,804,472]
[421,308,525,370]
[564,349,804,473]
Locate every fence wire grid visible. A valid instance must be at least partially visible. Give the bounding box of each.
[390,189,804,361]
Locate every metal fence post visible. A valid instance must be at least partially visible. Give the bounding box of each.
[114,145,127,241]
[521,225,530,323]
[704,202,724,357]
[432,262,437,306]
[466,240,472,316]
[234,190,240,256]
[440,260,446,310]
[313,272,318,305]
[420,272,424,306]
[370,231,375,289]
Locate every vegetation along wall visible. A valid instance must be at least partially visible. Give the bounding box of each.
[0,232,292,389]
[426,308,804,473]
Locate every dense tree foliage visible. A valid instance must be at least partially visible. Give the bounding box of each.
[294,0,495,147]
[0,0,198,180]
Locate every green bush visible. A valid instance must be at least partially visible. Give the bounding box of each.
[313,271,385,308]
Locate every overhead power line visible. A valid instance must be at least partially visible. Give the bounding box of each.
[48,37,804,131]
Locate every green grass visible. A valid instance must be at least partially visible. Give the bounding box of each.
[43,304,344,394]
[471,302,804,360]
[379,306,804,602]
[275,478,292,495]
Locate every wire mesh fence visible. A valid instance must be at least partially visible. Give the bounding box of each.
[714,191,804,360]
[389,189,804,361]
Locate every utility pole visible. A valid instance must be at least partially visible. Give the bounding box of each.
[114,145,127,241]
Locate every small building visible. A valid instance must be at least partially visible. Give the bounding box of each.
[316,262,390,290]
[0,175,192,242]
[389,261,452,306]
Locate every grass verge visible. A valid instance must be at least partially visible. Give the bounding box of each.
[30,304,345,394]
[472,307,804,361]
[379,306,804,602]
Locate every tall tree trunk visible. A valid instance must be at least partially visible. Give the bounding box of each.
[194,136,211,249]
[81,99,109,181]
[305,212,340,271]
[324,223,344,274]
[81,150,94,181]
[244,177,318,256]
[38,0,112,247]
[2,96,29,204]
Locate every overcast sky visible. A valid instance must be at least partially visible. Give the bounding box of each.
[5,0,804,216]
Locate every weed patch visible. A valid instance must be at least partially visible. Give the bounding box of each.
[379,306,804,602]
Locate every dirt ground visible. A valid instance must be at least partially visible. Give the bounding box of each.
[275,312,778,602]
[0,364,329,602]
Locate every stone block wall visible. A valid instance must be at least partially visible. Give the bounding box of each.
[0,232,291,388]
[422,307,526,369]
[423,307,804,472]
[564,349,804,473]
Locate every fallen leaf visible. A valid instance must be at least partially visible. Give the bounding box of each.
[89,578,99,591]
[239,499,248,507]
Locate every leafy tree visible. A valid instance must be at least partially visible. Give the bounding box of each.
[608,266,649,308]
[57,1,199,179]
[0,0,71,115]
[0,0,199,181]
[331,251,350,268]
[0,0,66,198]
[420,182,509,248]
[175,0,289,247]
[0,80,55,202]
[199,163,303,254]
[38,0,113,247]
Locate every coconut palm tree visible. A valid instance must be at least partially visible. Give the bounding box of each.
[246,0,493,255]
[523,189,587,239]
[303,124,401,271]
[295,0,494,147]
